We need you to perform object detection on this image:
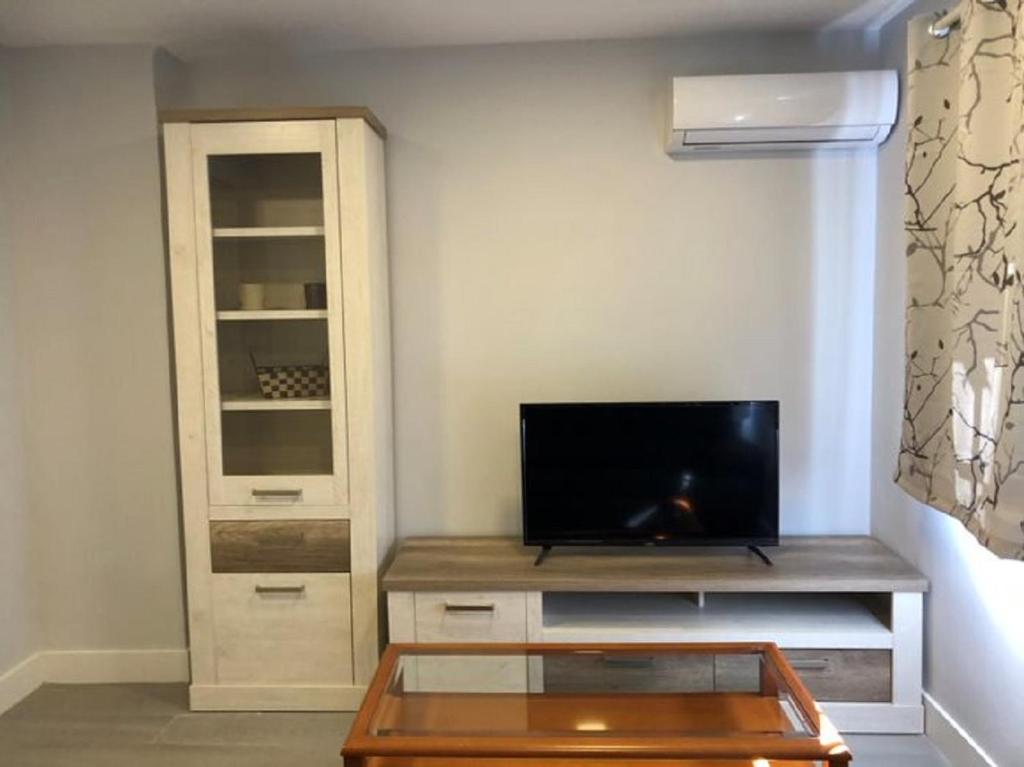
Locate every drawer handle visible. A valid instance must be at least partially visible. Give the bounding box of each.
[444,602,496,613]
[602,656,655,669]
[790,659,830,672]
[254,584,306,595]
[251,489,303,501]
[256,533,306,546]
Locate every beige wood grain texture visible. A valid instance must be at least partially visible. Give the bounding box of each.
[318,119,354,508]
[215,309,327,321]
[160,106,387,139]
[386,592,416,643]
[412,592,528,642]
[164,123,217,686]
[210,573,353,686]
[338,118,396,687]
[210,520,351,573]
[405,656,530,693]
[891,592,923,706]
[166,116,393,710]
[783,649,891,703]
[212,225,326,238]
[525,592,544,643]
[382,537,929,593]
[188,120,346,507]
[364,124,396,569]
[209,504,349,521]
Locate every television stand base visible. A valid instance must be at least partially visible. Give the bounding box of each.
[385,536,928,735]
[535,545,772,566]
[748,544,774,566]
[534,545,552,567]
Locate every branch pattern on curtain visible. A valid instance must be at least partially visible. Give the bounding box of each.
[899,2,1024,559]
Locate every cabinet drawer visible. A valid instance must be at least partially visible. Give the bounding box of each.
[210,476,341,508]
[211,573,353,685]
[210,520,349,573]
[413,592,526,642]
[784,649,891,702]
[402,656,530,693]
[543,653,714,693]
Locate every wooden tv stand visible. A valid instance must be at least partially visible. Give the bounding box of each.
[382,536,927,734]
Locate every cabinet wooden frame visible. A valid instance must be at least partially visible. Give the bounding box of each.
[189,119,350,507]
[163,112,394,711]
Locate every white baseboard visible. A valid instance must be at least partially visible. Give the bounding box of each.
[823,701,923,734]
[43,649,189,684]
[0,653,46,716]
[924,692,999,767]
[0,648,189,716]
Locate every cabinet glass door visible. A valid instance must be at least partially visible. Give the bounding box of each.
[190,121,347,507]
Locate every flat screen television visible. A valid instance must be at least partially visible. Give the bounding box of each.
[521,401,779,550]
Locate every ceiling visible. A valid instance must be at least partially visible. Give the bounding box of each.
[0,0,910,60]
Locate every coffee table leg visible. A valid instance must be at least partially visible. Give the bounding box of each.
[343,756,364,767]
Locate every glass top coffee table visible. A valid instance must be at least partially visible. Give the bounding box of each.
[342,642,851,766]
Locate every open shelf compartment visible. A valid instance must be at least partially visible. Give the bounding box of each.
[209,153,324,229]
[541,592,893,649]
[213,235,328,313]
[221,409,333,476]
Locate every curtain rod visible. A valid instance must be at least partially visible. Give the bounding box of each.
[929,5,963,38]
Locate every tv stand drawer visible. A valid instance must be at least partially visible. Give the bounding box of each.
[784,649,891,702]
[413,592,527,642]
[543,652,715,693]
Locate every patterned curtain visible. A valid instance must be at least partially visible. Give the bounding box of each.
[898,2,1024,560]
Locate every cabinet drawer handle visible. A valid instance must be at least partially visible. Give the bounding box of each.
[254,584,306,595]
[444,602,496,613]
[602,656,655,669]
[790,659,830,672]
[251,489,303,501]
[256,532,306,546]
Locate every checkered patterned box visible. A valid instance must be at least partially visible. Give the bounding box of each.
[253,362,330,399]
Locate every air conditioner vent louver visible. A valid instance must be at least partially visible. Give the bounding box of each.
[667,71,898,155]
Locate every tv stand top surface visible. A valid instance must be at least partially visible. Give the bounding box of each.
[382,536,928,593]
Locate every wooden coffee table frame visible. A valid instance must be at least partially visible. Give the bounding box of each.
[342,642,852,766]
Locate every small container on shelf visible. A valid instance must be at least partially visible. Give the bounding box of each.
[250,353,329,399]
[304,282,328,309]
[239,283,265,310]
[239,282,307,311]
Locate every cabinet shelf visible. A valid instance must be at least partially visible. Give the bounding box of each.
[221,395,331,412]
[213,226,325,239]
[216,309,328,321]
[541,592,893,649]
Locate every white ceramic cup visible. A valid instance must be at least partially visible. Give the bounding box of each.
[239,283,265,311]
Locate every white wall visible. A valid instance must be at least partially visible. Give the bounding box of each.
[873,5,1024,765]
[1,22,1019,761]
[0,32,884,674]
[4,47,186,653]
[0,46,37,676]
[175,33,880,537]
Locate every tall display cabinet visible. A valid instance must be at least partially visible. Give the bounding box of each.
[160,108,394,711]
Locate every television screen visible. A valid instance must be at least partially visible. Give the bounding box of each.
[521,401,779,547]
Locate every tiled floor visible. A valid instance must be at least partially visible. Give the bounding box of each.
[0,683,951,766]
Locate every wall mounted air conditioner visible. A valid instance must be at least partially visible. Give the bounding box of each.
[667,70,898,155]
